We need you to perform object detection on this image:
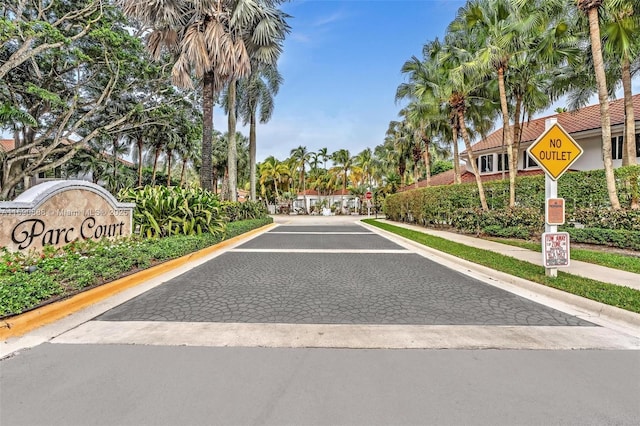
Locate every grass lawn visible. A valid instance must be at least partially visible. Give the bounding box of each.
[363,219,640,314]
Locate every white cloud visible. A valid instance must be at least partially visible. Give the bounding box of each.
[312,11,346,27]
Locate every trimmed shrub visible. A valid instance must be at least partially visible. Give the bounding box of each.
[561,227,640,250]
[383,166,640,248]
[221,201,268,222]
[118,186,225,238]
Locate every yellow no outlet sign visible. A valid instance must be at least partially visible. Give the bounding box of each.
[527,123,583,180]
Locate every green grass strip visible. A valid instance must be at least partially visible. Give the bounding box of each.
[485,238,640,275]
[363,219,640,314]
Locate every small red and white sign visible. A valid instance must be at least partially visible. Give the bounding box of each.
[365,191,372,200]
[542,232,570,268]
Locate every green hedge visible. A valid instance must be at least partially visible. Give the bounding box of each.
[560,227,640,250]
[384,166,640,247]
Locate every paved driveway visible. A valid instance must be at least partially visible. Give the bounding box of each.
[2,215,639,426]
[96,223,591,326]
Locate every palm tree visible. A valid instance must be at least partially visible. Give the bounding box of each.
[178,135,199,187]
[398,42,466,186]
[331,149,353,213]
[451,0,522,205]
[385,120,413,187]
[237,63,283,201]
[317,147,330,170]
[603,0,639,167]
[119,0,290,192]
[224,8,289,202]
[149,134,165,186]
[290,145,310,213]
[259,155,289,202]
[576,0,621,209]
[355,148,374,189]
[439,33,493,211]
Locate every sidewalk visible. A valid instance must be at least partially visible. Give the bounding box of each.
[377,219,640,291]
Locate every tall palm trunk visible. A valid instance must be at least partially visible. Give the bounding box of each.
[342,170,347,213]
[227,78,238,202]
[512,94,524,169]
[301,165,307,213]
[180,159,187,187]
[457,109,488,211]
[422,135,431,187]
[166,148,173,186]
[452,126,461,184]
[152,147,161,186]
[273,178,279,200]
[201,70,215,191]
[249,108,257,201]
[497,65,516,208]
[621,55,636,167]
[621,54,638,209]
[137,137,143,187]
[585,4,621,209]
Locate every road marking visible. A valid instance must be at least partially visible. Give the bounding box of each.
[229,249,410,253]
[268,232,373,235]
[52,321,640,350]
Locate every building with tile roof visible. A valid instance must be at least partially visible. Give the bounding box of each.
[461,94,640,177]
[410,95,640,190]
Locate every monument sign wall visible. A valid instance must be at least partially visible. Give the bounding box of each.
[0,180,135,253]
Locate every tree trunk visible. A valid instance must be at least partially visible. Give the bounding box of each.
[201,70,215,191]
[166,148,173,186]
[221,167,229,200]
[343,170,347,214]
[301,165,308,213]
[227,79,238,202]
[180,159,187,187]
[587,6,620,209]
[621,54,636,167]
[113,136,118,184]
[458,110,488,211]
[512,93,523,186]
[497,66,516,208]
[137,137,143,187]
[452,126,461,184]
[422,137,431,187]
[152,147,160,186]
[249,108,257,201]
[621,54,638,209]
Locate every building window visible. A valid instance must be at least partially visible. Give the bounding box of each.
[611,136,623,160]
[636,134,640,158]
[523,152,538,168]
[476,154,493,173]
[497,153,508,171]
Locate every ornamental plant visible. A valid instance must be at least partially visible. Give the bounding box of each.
[118,186,225,238]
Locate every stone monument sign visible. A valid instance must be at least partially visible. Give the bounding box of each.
[0,180,135,253]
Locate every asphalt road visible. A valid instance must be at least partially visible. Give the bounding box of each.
[1,216,639,425]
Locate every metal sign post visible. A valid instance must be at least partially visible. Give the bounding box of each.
[544,175,558,277]
[527,118,582,277]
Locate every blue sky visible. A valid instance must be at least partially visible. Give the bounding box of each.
[241,0,468,162]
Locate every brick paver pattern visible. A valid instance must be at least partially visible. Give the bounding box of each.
[98,225,593,326]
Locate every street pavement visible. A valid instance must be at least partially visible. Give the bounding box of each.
[1,215,640,425]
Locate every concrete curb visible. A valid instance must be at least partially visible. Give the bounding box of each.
[0,223,277,340]
[359,220,640,332]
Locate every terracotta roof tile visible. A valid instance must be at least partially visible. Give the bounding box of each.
[403,168,547,191]
[466,94,640,154]
[0,139,15,152]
